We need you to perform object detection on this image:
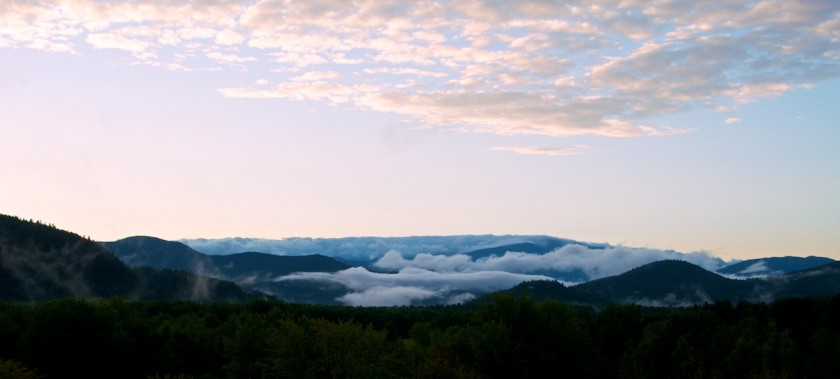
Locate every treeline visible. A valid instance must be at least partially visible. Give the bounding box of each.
[2,295,840,378]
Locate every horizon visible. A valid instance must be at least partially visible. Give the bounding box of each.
[2,1,838,261]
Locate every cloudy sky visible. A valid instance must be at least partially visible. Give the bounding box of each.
[1,0,838,260]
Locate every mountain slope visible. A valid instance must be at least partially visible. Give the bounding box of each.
[103,237,350,279]
[102,236,210,272]
[717,256,836,278]
[0,214,254,302]
[501,260,761,307]
[575,260,758,306]
[767,261,840,298]
[103,236,351,303]
[504,259,840,308]
[211,252,349,279]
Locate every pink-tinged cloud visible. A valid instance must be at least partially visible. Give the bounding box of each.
[2,0,839,138]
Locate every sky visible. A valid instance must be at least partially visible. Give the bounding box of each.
[1,0,838,261]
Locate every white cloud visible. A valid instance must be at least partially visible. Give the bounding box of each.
[376,251,475,272]
[180,235,555,260]
[275,266,555,306]
[10,1,837,138]
[86,32,151,55]
[725,117,742,124]
[206,51,256,64]
[214,29,245,45]
[374,244,726,281]
[338,286,439,306]
[740,260,769,274]
[292,71,340,82]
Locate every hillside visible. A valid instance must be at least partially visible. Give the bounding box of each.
[102,236,210,272]
[505,260,840,308]
[575,260,759,306]
[767,261,840,298]
[102,236,351,303]
[0,214,254,302]
[717,256,836,278]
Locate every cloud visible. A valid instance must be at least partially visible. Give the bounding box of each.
[374,244,727,281]
[205,50,257,64]
[375,251,475,272]
[214,29,245,46]
[3,1,838,138]
[740,260,770,274]
[490,145,591,157]
[338,286,439,307]
[725,117,742,124]
[275,266,555,306]
[180,235,562,260]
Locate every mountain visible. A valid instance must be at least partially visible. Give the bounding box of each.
[574,260,759,306]
[102,236,210,272]
[766,261,840,299]
[504,259,840,308]
[0,214,254,302]
[501,260,762,307]
[717,256,836,278]
[102,236,351,303]
[465,237,608,260]
[179,235,607,263]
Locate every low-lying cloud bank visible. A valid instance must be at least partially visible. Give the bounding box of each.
[275,267,556,306]
[186,235,731,306]
[374,244,725,282]
[181,235,579,260]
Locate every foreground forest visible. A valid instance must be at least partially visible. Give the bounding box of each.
[2,294,840,378]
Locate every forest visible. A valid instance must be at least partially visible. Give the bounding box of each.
[2,293,840,379]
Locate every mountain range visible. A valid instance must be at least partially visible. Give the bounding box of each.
[716,256,837,278]
[0,214,257,302]
[102,236,350,303]
[2,212,838,307]
[504,259,840,308]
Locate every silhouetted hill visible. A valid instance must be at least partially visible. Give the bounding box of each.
[717,256,836,278]
[504,260,840,308]
[104,237,349,279]
[102,236,209,272]
[767,261,840,298]
[103,236,351,303]
[212,252,349,278]
[504,280,607,306]
[0,214,254,302]
[500,261,761,307]
[575,260,758,306]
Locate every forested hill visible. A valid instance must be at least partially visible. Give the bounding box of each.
[501,260,757,307]
[575,260,758,306]
[103,236,350,279]
[717,256,836,278]
[0,214,256,302]
[504,259,840,307]
[102,236,350,303]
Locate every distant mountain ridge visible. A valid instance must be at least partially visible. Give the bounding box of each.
[102,236,351,303]
[180,235,602,262]
[504,259,840,308]
[576,260,759,306]
[717,256,836,278]
[465,239,608,260]
[5,212,839,307]
[0,214,255,302]
[103,236,349,278]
